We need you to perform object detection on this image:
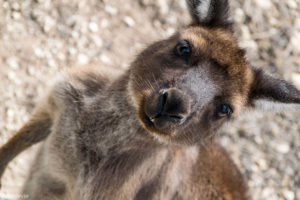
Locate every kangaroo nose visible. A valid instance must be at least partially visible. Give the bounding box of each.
[144,88,191,124]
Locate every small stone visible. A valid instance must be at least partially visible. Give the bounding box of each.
[291,32,300,54]
[255,0,272,9]
[92,36,103,47]
[43,16,55,32]
[3,2,9,9]
[234,8,245,23]
[12,12,21,20]
[69,47,77,55]
[283,190,295,200]
[256,158,267,170]
[287,0,297,9]
[100,54,111,64]
[254,135,263,145]
[57,53,66,61]
[6,57,19,69]
[101,19,109,28]
[104,5,118,15]
[275,142,290,154]
[292,73,300,88]
[165,27,175,37]
[48,59,57,68]
[123,16,135,27]
[261,187,274,198]
[27,67,35,75]
[157,0,168,15]
[6,109,14,118]
[34,48,44,58]
[88,22,99,33]
[78,53,89,65]
[72,31,80,39]
[8,71,16,81]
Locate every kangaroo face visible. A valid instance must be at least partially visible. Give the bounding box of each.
[129,26,252,144]
[127,0,300,145]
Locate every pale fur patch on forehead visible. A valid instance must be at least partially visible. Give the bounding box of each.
[179,66,219,108]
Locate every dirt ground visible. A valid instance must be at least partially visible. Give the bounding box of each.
[0,0,299,199]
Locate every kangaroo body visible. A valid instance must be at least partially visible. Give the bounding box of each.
[1,0,300,199]
[19,66,248,200]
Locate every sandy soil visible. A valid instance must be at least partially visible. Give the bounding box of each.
[0,0,299,199]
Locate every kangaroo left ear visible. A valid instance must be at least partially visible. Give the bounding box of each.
[186,0,232,29]
[249,67,300,111]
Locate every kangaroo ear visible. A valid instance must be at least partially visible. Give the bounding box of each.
[249,67,300,111]
[186,0,232,29]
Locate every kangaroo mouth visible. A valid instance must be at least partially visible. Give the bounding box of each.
[138,103,188,137]
[139,109,174,136]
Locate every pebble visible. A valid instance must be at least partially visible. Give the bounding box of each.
[88,22,99,33]
[27,67,35,75]
[100,54,111,64]
[286,0,297,9]
[34,48,44,58]
[72,31,80,39]
[234,8,245,23]
[164,27,175,37]
[275,142,290,154]
[123,16,135,27]
[12,12,21,20]
[43,16,55,32]
[91,35,103,47]
[261,187,275,198]
[292,73,300,88]
[291,32,300,54]
[77,53,89,65]
[254,0,272,9]
[104,5,118,15]
[101,19,109,28]
[6,57,19,69]
[283,190,295,200]
[48,59,57,68]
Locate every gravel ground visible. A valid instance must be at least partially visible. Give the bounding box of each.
[0,0,299,199]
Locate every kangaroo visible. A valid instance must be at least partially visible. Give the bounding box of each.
[1,0,300,199]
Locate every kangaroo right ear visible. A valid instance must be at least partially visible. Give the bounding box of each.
[186,0,232,29]
[249,67,300,111]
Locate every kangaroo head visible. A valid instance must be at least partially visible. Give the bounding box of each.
[127,0,300,145]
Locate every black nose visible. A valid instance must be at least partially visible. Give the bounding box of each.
[144,88,191,124]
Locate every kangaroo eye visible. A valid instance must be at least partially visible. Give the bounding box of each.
[217,104,233,118]
[175,40,191,60]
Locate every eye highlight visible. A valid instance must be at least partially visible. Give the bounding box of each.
[174,40,191,60]
[217,104,233,118]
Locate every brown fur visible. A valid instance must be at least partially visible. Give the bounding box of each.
[1,0,300,199]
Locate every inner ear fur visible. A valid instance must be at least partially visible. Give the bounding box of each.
[249,66,300,108]
[186,0,232,29]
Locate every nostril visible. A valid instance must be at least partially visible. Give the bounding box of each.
[157,90,168,116]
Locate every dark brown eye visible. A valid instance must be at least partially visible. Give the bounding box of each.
[217,104,233,118]
[174,40,191,60]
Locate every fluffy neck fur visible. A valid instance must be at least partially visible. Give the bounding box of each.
[70,73,199,199]
[72,72,162,166]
